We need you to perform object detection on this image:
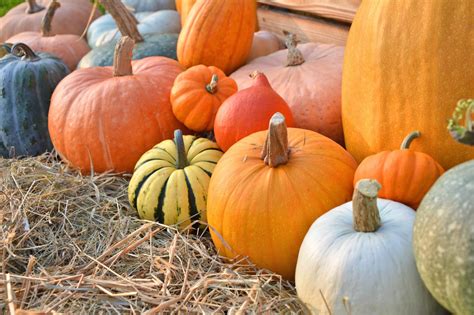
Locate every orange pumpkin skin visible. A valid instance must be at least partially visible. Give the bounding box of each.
[180,0,196,27]
[8,33,90,70]
[177,0,256,75]
[354,132,444,209]
[0,0,101,42]
[175,0,182,12]
[49,57,187,174]
[171,65,237,132]
[208,126,357,280]
[342,0,474,169]
[214,73,295,151]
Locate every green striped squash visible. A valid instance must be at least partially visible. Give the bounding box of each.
[128,130,223,230]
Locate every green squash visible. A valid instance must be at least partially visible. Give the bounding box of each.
[413,99,474,315]
[0,43,69,157]
[77,33,178,69]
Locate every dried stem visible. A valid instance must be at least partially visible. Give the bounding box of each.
[261,112,290,167]
[25,0,45,14]
[100,0,144,43]
[353,179,382,233]
[113,36,134,77]
[40,0,61,37]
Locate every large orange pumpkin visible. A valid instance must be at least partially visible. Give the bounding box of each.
[7,0,90,71]
[231,33,346,145]
[342,0,474,169]
[177,0,256,75]
[214,72,294,151]
[208,113,357,280]
[170,65,237,132]
[49,37,187,174]
[0,0,101,42]
[179,0,196,27]
[354,131,444,209]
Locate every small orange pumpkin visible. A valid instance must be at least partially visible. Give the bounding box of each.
[354,131,444,209]
[171,65,237,132]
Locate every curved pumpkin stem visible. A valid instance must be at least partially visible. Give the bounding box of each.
[26,0,45,14]
[353,179,382,233]
[206,74,219,94]
[283,31,305,67]
[11,43,39,61]
[174,130,188,169]
[41,0,61,37]
[261,112,290,167]
[100,0,144,43]
[400,130,421,149]
[113,36,134,76]
[448,99,474,146]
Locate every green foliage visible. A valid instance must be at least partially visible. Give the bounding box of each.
[0,0,23,17]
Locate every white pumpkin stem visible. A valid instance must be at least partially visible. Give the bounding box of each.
[40,0,60,37]
[174,130,188,169]
[206,74,219,94]
[353,179,382,233]
[261,112,290,168]
[283,31,305,67]
[400,130,421,149]
[26,0,45,14]
[113,36,134,77]
[100,0,144,43]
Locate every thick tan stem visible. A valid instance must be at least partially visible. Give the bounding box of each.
[283,31,305,66]
[100,0,143,43]
[113,37,135,77]
[26,0,45,14]
[400,130,421,149]
[353,179,382,233]
[41,0,60,37]
[261,112,290,168]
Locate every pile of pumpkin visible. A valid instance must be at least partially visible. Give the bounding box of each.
[1,0,473,314]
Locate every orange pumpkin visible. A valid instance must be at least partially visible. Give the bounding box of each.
[177,0,256,74]
[231,33,346,145]
[175,0,182,12]
[7,0,90,71]
[208,113,357,280]
[354,131,444,209]
[179,0,196,27]
[214,72,294,151]
[49,37,187,174]
[0,0,101,42]
[170,65,237,132]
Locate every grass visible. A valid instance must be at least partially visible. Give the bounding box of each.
[0,0,23,17]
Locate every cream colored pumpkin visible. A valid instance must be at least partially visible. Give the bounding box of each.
[247,31,284,62]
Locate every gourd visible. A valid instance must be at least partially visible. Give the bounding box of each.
[170,65,238,132]
[342,0,474,169]
[87,10,180,48]
[179,0,196,27]
[0,0,101,42]
[354,131,444,209]
[0,43,69,158]
[122,0,176,12]
[78,0,178,69]
[207,113,357,280]
[413,99,474,315]
[246,30,284,62]
[49,36,187,174]
[214,72,294,151]
[7,0,90,70]
[128,130,222,230]
[231,33,346,145]
[177,0,256,75]
[295,179,447,315]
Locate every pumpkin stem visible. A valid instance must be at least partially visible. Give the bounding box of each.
[100,0,144,43]
[11,43,39,61]
[353,179,382,233]
[283,31,305,67]
[25,0,45,14]
[400,130,421,149]
[113,36,134,77]
[174,130,188,169]
[206,74,219,94]
[261,112,290,168]
[41,0,60,37]
[448,99,474,146]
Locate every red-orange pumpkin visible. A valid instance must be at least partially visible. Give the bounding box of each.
[49,37,187,174]
[354,131,444,209]
[214,72,294,151]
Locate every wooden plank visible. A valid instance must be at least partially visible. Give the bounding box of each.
[257,6,350,46]
[257,0,360,23]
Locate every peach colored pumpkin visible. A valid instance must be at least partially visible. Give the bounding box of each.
[247,31,284,62]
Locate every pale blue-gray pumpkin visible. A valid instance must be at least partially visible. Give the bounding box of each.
[413,99,474,315]
[122,0,176,12]
[0,43,69,157]
[128,130,222,230]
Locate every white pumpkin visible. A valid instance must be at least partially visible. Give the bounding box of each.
[122,0,176,12]
[87,10,181,48]
[295,179,447,315]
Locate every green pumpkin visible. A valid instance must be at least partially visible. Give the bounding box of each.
[0,43,69,158]
[77,33,178,69]
[413,100,474,315]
